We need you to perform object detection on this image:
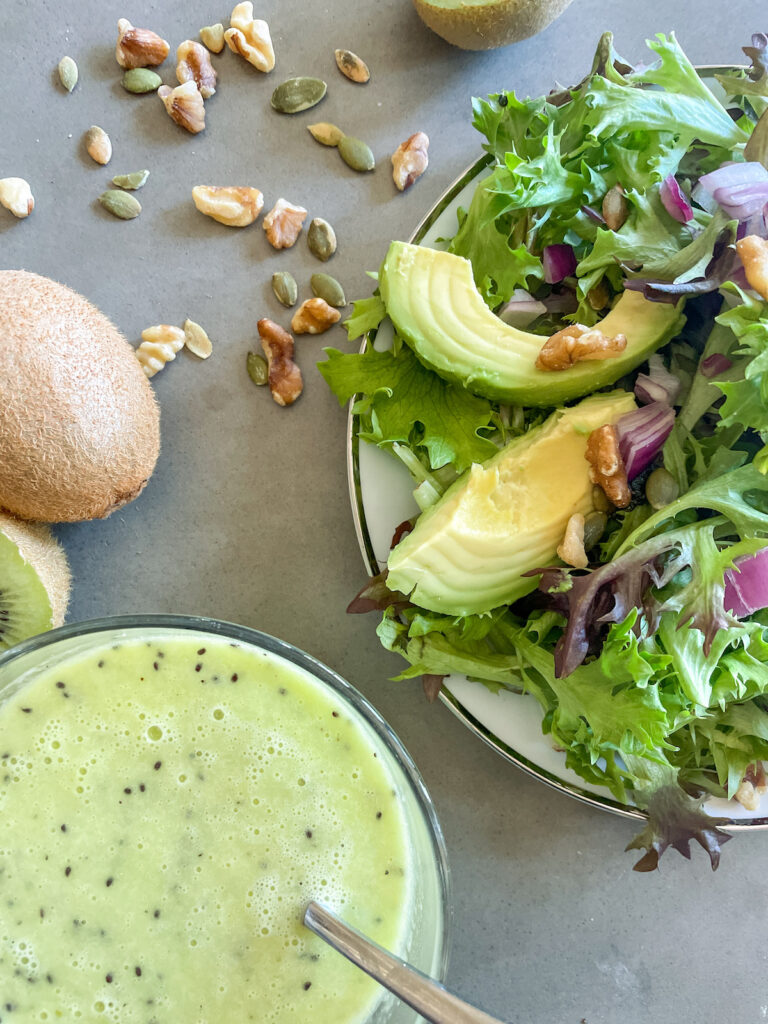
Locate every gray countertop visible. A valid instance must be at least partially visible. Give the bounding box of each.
[3,1,767,1021]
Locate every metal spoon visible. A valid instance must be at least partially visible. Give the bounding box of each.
[304,901,507,1024]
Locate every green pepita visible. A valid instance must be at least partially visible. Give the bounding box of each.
[308,122,345,147]
[122,68,163,94]
[98,189,141,220]
[112,170,150,191]
[247,352,269,386]
[338,135,375,173]
[58,56,78,93]
[310,273,346,307]
[645,467,679,510]
[271,77,327,115]
[307,218,337,262]
[582,511,607,552]
[272,272,298,308]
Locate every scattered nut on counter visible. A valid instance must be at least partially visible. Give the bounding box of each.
[392,132,430,191]
[199,23,225,53]
[183,319,213,359]
[0,178,34,218]
[307,122,346,147]
[307,217,337,261]
[334,48,370,84]
[158,82,206,134]
[263,199,308,249]
[192,185,264,226]
[58,56,78,93]
[224,2,275,73]
[257,318,303,406]
[291,297,341,335]
[177,40,217,98]
[136,325,186,377]
[85,125,112,165]
[115,18,170,69]
[98,189,141,220]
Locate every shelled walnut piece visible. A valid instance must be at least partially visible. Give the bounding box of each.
[556,513,588,569]
[291,298,341,335]
[257,319,303,406]
[263,199,307,249]
[158,82,206,134]
[392,132,429,191]
[585,424,630,509]
[115,18,170,68]
[224,1,275,73]
[0,178,34,218]
[192,186,263,226]
[177,40,217,98]
[535,324,626,371]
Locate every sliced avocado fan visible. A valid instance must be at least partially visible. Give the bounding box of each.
[387,390,635,617]
[0,515,71,651]
[378,241,685,407]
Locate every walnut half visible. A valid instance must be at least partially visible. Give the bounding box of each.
[536,324,627,372]
[585,424,631,508]
[257,319,303,406]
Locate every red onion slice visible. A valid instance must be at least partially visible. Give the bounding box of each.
[615,402,676,480]
[542,244,576,284]
[660,175,694,224]
[724,546,768,618]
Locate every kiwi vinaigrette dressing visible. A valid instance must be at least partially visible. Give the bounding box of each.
[0,634,413,1022]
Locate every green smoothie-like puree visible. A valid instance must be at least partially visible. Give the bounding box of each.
[0,635,413,1022]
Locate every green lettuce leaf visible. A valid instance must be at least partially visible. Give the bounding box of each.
[318,345,497,472]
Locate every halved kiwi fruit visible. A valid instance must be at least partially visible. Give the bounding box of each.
[0,514,71,651]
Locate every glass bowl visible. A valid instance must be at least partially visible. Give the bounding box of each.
[0,614,451,1023]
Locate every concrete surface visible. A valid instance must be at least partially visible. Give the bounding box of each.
[3,1,767,1021]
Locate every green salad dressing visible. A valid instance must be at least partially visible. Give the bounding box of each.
[0,635,413,1022]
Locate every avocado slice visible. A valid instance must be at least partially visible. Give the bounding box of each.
[379,241,685,407]
[387,390,636,616]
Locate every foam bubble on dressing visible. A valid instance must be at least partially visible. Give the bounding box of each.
[0,634,414,1023]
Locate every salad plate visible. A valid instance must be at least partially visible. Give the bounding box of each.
[346,62,768,833]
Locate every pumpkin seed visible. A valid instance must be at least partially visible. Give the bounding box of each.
[582,511,607,552]
[271,77,327,115]
[85,126,112,165]
[98,189,141,220]
[272,271,298,308]
[183,319,213,359]
[645,467,679,510]
[58,56,78,93]
[334,48,370,84]
[338,135,374,172]
[310,273,346,307]
[247,351,269,386]
[112,169,150,190]
[122,68,162,94]
[307,218,337,262]
[308,122,345,147]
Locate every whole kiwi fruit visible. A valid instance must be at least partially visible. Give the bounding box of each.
[413,0,575,49]
[0,270,160,522]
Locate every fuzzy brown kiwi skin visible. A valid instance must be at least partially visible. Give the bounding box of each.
[412,0,575,49]
[0,270,160,522]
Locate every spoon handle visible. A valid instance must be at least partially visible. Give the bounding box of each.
[304,901,507,1024]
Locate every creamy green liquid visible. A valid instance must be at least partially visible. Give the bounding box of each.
[0,635,413,1022]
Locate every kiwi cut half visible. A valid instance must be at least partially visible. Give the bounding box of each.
[0,515,71,651]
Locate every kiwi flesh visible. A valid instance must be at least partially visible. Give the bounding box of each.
[412,0,575,49]
[0,514,71,651]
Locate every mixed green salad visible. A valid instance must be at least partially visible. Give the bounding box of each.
[320,31,768,870]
